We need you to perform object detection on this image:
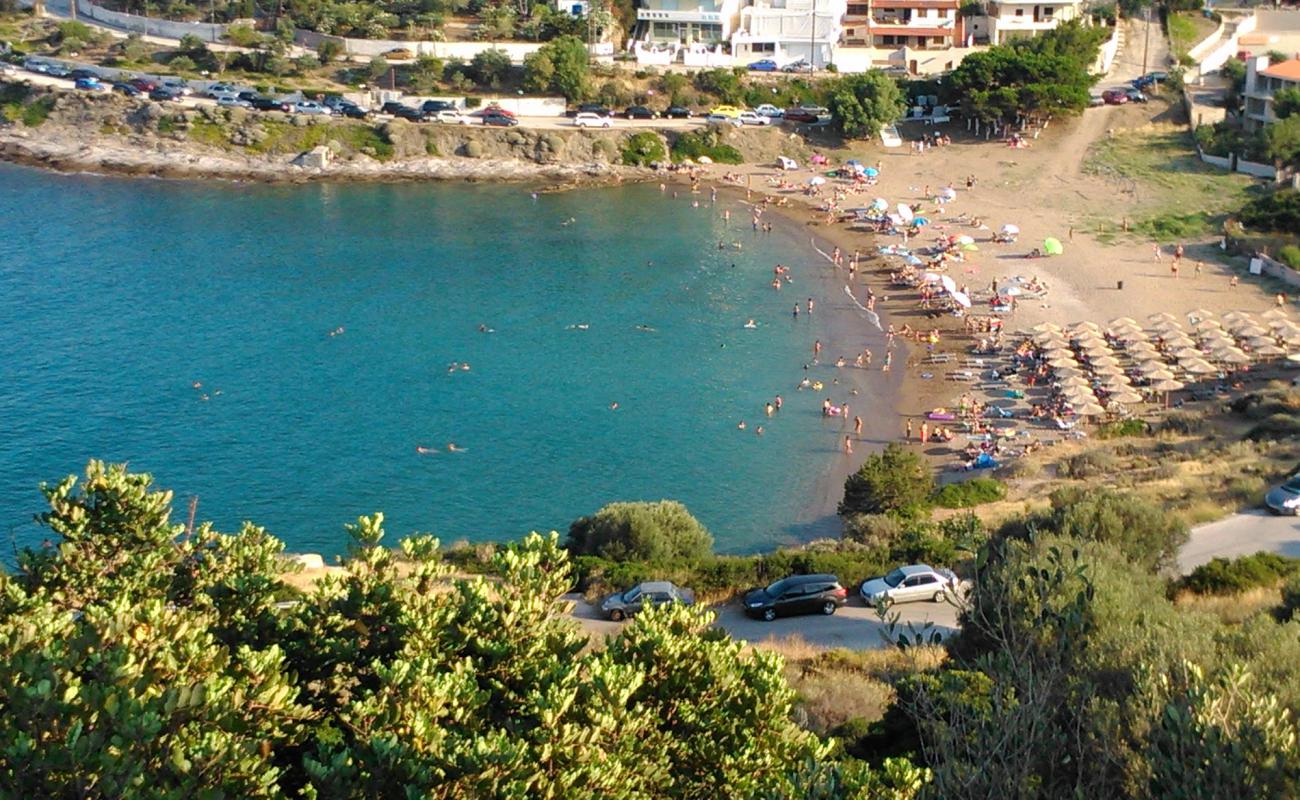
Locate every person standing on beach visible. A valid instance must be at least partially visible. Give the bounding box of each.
[854,415,863,436]
[920,422,929,444]
[1230,274,1240,289]
[863,349,872,367]
[905,418,913,440]
[1153,244,1162,262]
[883,352,893,371]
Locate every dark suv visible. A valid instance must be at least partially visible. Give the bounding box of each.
[743,574,847,621]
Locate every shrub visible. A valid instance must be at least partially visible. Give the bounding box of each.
[567,500,713,562]
[1239,188,1300,236]
[1178,552,1300,596]
[470,48,511,88]
[1096,418,1150,439]
[1281,575,1300,620]
[840,443,934,518]
[620,131,666,166]
[1246,413,1300,441]
[1281,245,1300,270]
[1161,411,1207,435]
[933,478,1006,508]
[842,513,903,548]
[669,128,743,164]
[1058,449,1117,479]
[1040,486,1189,572]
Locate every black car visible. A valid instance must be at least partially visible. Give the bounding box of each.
[624,105,656,119]
[46,65,71,78]
[481,110,519,127]
[782,107,819,123]
[743,574,847,621]
[575,102,611,117]
[237,90,260,103]
[664,106,692,119]
[148,87,182,102]
[112,82,141,96]
[394,106,427,122]
[339,104,370,119]
[421,99,456,114]
[68,68,99,81]
[250,96,290,112]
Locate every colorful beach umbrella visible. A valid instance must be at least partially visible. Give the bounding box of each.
[872,197,889,211]
[864,167,879,177]
[914,217,931,226]
[1043,237,1064,255]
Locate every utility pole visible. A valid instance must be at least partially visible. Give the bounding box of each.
[1141,4,1151,79]
[810,0,817,70]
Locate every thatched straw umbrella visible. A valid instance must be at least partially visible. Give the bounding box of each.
[1150,378,1186,407]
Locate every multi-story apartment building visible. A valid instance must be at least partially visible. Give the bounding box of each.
[1244,54,1300,131]
[730,0,848,67]
[981,0,1081,45]
[842,0,963,51]
[634,0,744,45]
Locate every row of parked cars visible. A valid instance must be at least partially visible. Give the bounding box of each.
[598,563,962,622]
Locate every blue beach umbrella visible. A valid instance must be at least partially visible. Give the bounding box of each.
[864,167,879,177]
[913,217,931,226]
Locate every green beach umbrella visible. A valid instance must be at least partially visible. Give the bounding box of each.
[1043,237,1064,256]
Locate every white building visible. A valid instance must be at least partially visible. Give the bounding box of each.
[979,0,1081,45]
[633,0,743,45]
[731,0,848,68]
[555,0,590,15]
[1244,54,1300,132]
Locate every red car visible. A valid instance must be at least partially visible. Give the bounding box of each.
[1102,89,1129,105]
[129,77,158,92]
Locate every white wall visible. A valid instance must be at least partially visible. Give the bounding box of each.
[74,0,231,42]
[294,29,548,63]
[1095,24,1120,75]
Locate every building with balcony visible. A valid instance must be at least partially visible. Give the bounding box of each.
[633,0,743,45]
[1244,54,1300,132]
[841,0,963,51]
[980,0,1081,45]
[730,0,848,68]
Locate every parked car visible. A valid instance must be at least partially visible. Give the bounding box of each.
[23,59,50,74]
[708,104,743,118]
[664,105,693,118]
[435,108,470,124]
[112,82,141,96]
[781,58,810,73]
[1132,70,1169,89]
[1102,89,1129,105]
[599,581,695,621]
[1265,474,1300,514]
[217,94,252,108]
[747,58,778,71]
[574,111,612,128]
[74,77,108,93]
[294,100,331,115]
[782,107,819,123]
[385,47,414,60]
[129,77,158,92]
[859,564,959,608]
[68,68,99,81]
[160,79,192,96]
[703,113,732,125]
[204,82,237,98]
[149,87,182,102]
[339,103,370,119]
[379,101,411,116]
[1125,87,1149,103]
[481,104,516,118]
[754,103,784,118]
[389,105,426,122]
[736,110,772,126]
[0,62,16,77]
[623,105,656,119]
[250,96,291,112]
[481,110,519,126]
[576,102,612,117]
[420,99,457,114]
[46,65,71,78]
[1088,95,1105,107]
[744,574,847,621]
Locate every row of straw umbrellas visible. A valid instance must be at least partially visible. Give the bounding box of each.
[1026,308,1297,416]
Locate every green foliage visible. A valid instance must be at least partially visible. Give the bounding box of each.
[1034,486,1189,572]
[367,54,390,81]
[669,128,743,164]
[620,130,666,166]
[470,47,511,88]
[932,478,1006,509]
[946,20,1105,123]
[567,500,714,562]
[1275,87,1300,121]
[693,67,744,105]
[0,462,833,798]
[1096,418,1150,438]
[826,70,906,140]
[1281,245,1300,270]
[1240,188,1300,235]
[223,23,265,48]
[1282,575,1300,620]
[840,443,934,518]
[523,34,588,100]
[317,38,344,63]
[1264,116,1300,168]
[1177,552,1300,596]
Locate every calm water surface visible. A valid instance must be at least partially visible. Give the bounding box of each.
[0,164,861,555]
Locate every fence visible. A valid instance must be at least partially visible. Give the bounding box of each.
[73,0,233,42]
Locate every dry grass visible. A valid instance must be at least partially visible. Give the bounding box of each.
[1173,586,1283,624]
[749,634,828,663]
[787,667,895,735]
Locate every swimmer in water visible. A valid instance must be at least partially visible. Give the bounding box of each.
[212,389,222,396]
[478,324,495,333]
[738,421,747,430]
[192,381,202,389]
[755,426,764,435]
[416,446,436,454]
[636,325,657,332]
[744,319,757,328]
[460,363,471,371]
[447,362,460,373]
[609,402,619,410]
[200,394,209,401]
[447,443,467,453]
[531,192,539,200]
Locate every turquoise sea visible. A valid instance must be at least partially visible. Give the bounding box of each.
[0,163,885,556]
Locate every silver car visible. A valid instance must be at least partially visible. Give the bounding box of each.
[1265,474,1300,514]
[599,580,694,621]
[860,564,958,607]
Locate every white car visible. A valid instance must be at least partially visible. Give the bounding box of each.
[216,95,251,108]
[573,112,612,128]
[161,79,192,97]
[859,564,961,608]
[754,104,784,118]
[204,82,238,98]
[435,109,471,125]
[736,111,772,126]
[293,100,331,115]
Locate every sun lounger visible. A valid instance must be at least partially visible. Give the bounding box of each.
[947,371,977,382]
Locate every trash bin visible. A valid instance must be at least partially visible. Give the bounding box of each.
[1117,280,1124,290]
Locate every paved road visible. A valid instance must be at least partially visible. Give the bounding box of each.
[1180,509,1300,572]
[569,593,961,651]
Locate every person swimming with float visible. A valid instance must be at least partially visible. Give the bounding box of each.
[447,443,467,453]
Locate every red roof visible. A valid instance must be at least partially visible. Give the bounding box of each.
[1262,59,1300,81]
[868,24,955,36]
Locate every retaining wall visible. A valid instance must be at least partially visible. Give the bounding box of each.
[74,0,232,42]
[293,29,547,63]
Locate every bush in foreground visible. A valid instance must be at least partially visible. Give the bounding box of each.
[1178,551,1300,596]
[932,478,1006,509]
[620,131,667,166]
[567,499,713,562]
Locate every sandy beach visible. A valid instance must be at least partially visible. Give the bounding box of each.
[701,99,1286,528]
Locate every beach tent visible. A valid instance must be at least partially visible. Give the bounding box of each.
[1043,237,1064,255]
[956,235,975,245]
[939,187,958,201]
[776,156,798,170]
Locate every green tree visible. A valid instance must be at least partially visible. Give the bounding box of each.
[1275,87,1300,120]
[693,67,743,104]
[1033,486,1189,573]
[1265,115,1300,168]
[568,500,713,562]
[470,47,511,87]
[826,70,907,140]
[840,443,934,518]
[317,39,345,63]
[523,35,588,100]
[522,48,555,93]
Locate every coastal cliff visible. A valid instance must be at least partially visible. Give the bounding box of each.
[0,82,806,183]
